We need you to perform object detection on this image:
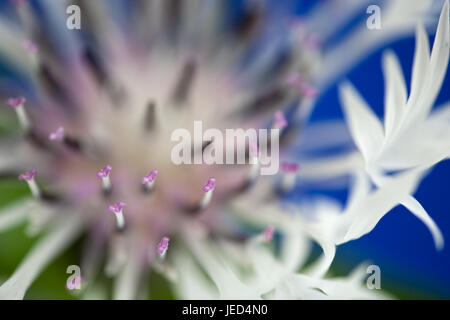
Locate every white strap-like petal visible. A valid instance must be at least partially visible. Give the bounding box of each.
[0,214,84,299]
[382,50,407,139]
[408,21,430,107]
[339,81,384,162]
[183,225,259,299]
[172,249,218,299]
[112,245,144,300]
[408,0,449,125]
[400,195,444,250]
[342,167,424,243]
[0,200,31,233]
[304,239,336,279]
[424,0,450,116]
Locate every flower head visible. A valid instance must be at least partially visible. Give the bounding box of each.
[0,0,447,301]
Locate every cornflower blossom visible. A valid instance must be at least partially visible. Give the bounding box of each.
[0,0,448,300]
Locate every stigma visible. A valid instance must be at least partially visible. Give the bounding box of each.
[108,201,126,230]
[97,165,112,193]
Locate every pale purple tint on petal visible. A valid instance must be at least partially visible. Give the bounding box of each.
[263,226,275,243]
[23,39,39,54]
[286,73,304,88]
[274,111,287,129]
[301,82,319,98]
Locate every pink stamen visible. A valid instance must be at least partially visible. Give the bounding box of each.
[157,237,170,255]
[142,170,158,185]
[97,165,112,179]
[18,169,37,181]
[263,226,275,243]
[23,39,39,54]
[6,96,26,108]
[202,177,216,192]
[274,111,287,129]
[281,162,300,173]
[49,126,64,141]
[108,201,125,214]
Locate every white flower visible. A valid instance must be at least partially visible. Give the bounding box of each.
[339,0,449,249]
[0,0,448,300]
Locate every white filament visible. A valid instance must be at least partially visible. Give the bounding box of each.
[14,105,30,131]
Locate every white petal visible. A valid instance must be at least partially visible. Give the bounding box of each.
[304,239,336,279]
[0,214,84,299]
[280,232,311,273]
[382,50,407,138]
[408,0,449,125]
[400,195,444,250]
[112,245,144,300]
[342,167,424,243]
[299,152,363,180]
[247,241,287,295]
[172,249,218,299]
[425,0,450,115]
[183,224,260,299]
[339,81,384,162]
[408,21,430,106]
[0,200,31,233]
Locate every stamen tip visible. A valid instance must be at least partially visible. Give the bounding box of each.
[142,170,158,185]
[108,201,125,213]
[18,169,37,181]
[157,237,170,255]
[6,96,26,108]
[202,177,216,192]
[97,165,112,178]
